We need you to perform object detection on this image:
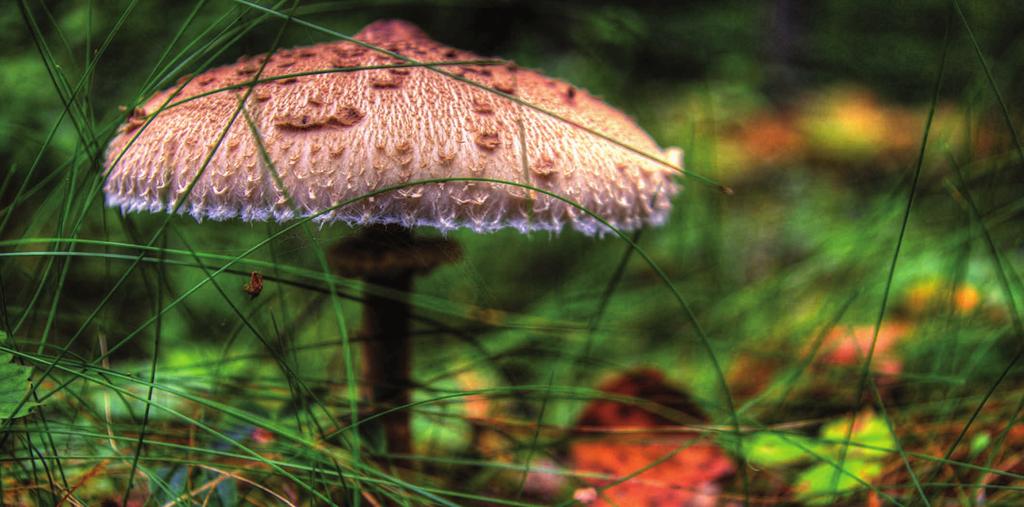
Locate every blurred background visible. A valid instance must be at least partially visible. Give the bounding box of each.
[2,1,1023,505]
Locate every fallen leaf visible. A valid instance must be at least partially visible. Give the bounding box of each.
[817,322,911,376]
[571,369,734,506]
[577,369,706,429]
[571,440,733,507]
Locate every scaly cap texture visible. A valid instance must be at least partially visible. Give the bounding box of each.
[104,20,681,235]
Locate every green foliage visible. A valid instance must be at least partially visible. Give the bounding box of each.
[819,412,896,461]
[795,460,884,505]
[745,432,825,467]
[969,431,992,459]
[745,412,897,503]
[0,332,36,420]
[411,375,475,454]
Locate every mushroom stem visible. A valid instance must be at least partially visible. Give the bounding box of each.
[362,259,414,457]
[332,225,461,458]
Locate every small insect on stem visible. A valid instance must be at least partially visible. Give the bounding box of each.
[243,271,264,298]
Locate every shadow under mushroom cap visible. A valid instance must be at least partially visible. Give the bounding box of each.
[103,19,681,235]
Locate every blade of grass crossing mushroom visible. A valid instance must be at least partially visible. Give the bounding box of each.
[511,70,549,500]
[127,4,280,119]
[100,0,287,190]
[158,59,508,113]
[513,71,538,226]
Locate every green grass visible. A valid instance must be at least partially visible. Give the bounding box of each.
[2,0,1023,505]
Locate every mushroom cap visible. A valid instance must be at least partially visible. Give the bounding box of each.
[104,19,680,235]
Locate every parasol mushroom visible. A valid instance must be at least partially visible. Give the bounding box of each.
[104,19,681,457]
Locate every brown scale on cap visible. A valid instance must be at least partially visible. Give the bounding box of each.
[531,155,556,177]
[474,131,501,151]
[104,19,681,234]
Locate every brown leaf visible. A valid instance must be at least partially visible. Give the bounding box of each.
[571,369,733,506]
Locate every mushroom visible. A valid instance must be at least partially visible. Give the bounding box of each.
[103,19,681,457]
